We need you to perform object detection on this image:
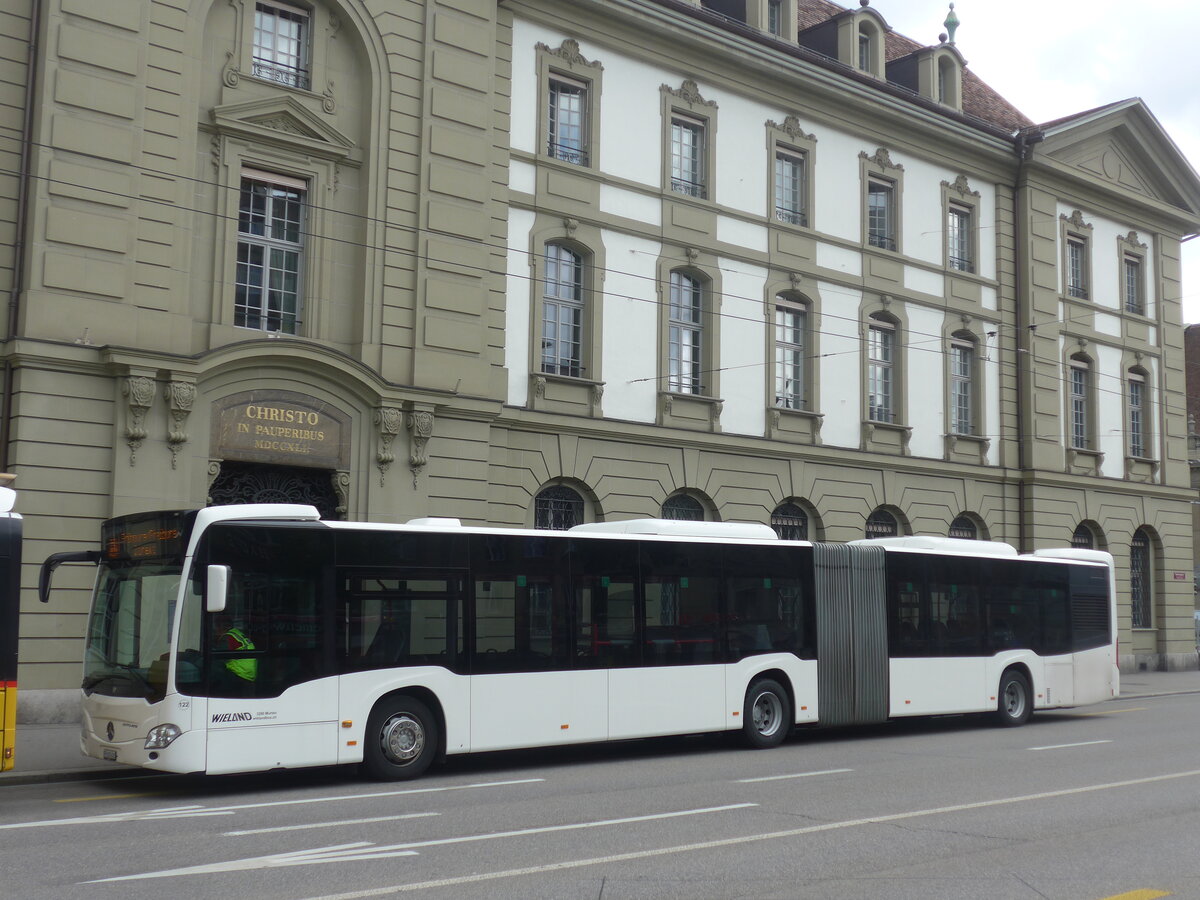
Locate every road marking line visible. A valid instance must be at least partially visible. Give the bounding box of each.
[1,778,542,831]
[737,768,853,783]
[86,803,756,883]
[295,768,1200,899]
[225,812,439,836]
[1099,891,1171,900]
[55,792,168,804]
[1029,740,1113,751]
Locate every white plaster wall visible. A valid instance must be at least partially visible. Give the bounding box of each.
[717,216,767,253]
[717,260,769,435]
[817,283,862,448]
[509,159,536,195]
[505,209,536,407]
[983,323,1001,466]
[905,305,945,458]
[815,242,862,276]
[1095,342,1124,477]
[904,265,943,298]
[600,184,661,226]
[709,91,773,218]
[981,286,997,311]
[1093,310,1122,338]
[509,19,543,156]
[896,153,944,269]
[600,231,662,422]
[812,128,863,244]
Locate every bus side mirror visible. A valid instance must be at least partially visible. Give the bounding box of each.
[206,565,230,613]
[38,550,101,603]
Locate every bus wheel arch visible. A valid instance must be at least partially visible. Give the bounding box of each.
[995,665,1033,727]
[742,673,793,749]
[362,689,444,780]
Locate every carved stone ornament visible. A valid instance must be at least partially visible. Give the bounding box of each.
[206,460,222,505]
[407,409,435,477]
[1062,209,1092,232]
[331,470,350,517]
[789,272,803,291]
[322,81,336,115]
[374,407,402,486]
[768,116,816,143]
[222,49,241,88]
[943,174,979,197]
[685,246,700,263]
[711,401,724,425]
[662,79,716,108]
[533,375,547,399]
[563,217,578,239]
[123,376,156,467]
[1120,230,1147,250]
[165,380,196,470]
[860,147,903,171]
[591,383,604,405]
[536,38,601,70]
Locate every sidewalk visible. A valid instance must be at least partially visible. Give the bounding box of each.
[3,670,1199,786]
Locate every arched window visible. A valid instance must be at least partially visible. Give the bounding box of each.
[668,271,705,394]
[541,243,585,377]
[534,484,584,530]
[865,508,898,539]
[771,502,808,540]
[1130,528,1152,628]
[949,515,977,540]
[1071,523,1095,549]
[857,24,875,72]
[662,494,704,521]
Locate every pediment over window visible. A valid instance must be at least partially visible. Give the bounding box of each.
[211,96,356,160]
[1037,100,1200,218]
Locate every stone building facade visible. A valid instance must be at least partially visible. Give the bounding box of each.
[3,0,1199,715]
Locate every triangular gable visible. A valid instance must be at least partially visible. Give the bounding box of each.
[1038,100,1200,220]
[211,96,356,160]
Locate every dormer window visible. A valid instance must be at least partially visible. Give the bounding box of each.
[768,0,783,35]
[858,27,872,71]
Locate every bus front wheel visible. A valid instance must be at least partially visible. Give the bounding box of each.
[363,695,437,780]
[743,679,791,749]
[995,670,1032,727]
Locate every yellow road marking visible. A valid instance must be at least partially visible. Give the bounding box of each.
[1097,891,1171,900]
[1080,707,1147,716]
[55,792,165,804]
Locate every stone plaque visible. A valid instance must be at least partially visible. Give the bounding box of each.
[212,390,350,469]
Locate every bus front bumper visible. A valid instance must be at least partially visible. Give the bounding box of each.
[81,716,206,774]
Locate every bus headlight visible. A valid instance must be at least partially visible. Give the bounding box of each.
[145,724,182,749]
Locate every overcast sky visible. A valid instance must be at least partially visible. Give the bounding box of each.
[873,0,1200,323]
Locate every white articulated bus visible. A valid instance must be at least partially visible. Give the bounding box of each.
[40,505,1118,780]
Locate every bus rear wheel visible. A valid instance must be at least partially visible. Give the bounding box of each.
[743,678,791,749]
[995,670,1032,727]
[363,695,437,780]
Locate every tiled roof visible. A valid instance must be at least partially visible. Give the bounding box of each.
[794,0,1033,132]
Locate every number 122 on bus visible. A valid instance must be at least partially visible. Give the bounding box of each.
[40,505,1118,780]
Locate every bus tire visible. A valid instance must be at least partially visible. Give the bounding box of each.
[743,678,791,749]
[363,695,437,780]
[995,670,1032,727]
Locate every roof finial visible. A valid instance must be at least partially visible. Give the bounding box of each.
[944,2,959,44]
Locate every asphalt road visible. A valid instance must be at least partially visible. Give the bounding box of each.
[1,694,1196,900]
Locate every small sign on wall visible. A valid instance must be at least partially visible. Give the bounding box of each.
[1174,572,1188,581]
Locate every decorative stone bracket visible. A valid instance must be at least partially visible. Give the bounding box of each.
[374,407,402,486]
[165,380,196,470]
[123,375,156,466]
[407,406,435,486]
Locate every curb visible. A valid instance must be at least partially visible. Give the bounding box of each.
[0,767,152,787]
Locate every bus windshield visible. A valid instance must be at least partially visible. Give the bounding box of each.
[82,561,182,702]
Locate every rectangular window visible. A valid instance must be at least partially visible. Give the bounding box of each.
[867,178,895,251]
[668,271,703,394]
[1124,255,1143,315]
[547,76,587,165]
[670,116,706,199]
[947,204,972,272]
[774,302,806,410]
[1066,236,1088,299]
[867,323,894,423]
[1070,362,1089,449]
[950,340,973,434]
[858,33,871,71]
[540,244,584,377]
[774,149,806,226]
[252,1,309,89]
[1128,373,1145,458]
[236,172,305,334]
